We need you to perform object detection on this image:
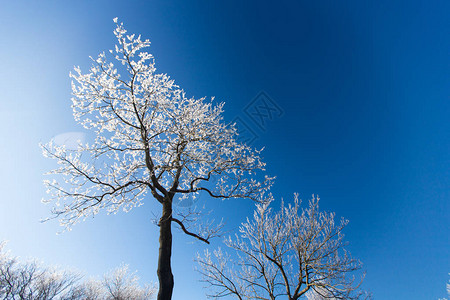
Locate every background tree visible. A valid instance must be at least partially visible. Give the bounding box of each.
[101,264,155,300]
[41,19,272,300]
[304,287,336,300]
[438,274,450,300]
[0,242,155,300]
[0,242,79,299]
[197,195,368,300]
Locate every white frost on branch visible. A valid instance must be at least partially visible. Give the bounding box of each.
[0,242,155,299]
[438,273,450,300]
[197,195,370,300]
[41,18,273,232]
[101,264,155,300]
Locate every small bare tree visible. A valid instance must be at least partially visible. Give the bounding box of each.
[41,18,272,300]
[0,242,80,299]
[102,264,155,300]
[0,242,155,299]
[197,195,368,300]
[64,265,156,300]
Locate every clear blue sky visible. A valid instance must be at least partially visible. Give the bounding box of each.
[0,1,449,299]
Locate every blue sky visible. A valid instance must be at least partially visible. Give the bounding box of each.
[0,0,449,299]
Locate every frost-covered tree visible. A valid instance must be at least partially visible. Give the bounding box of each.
[438,274,450,300]
[197,195,368,300]
[0,242,79,299]
[304,287,336,300]
[41,18,272,300]
[101,264,155,300]
[0,242,155,299]
[65,265,155,300]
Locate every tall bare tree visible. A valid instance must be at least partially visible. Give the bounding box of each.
[197,195,368,300]
[42,18,272,300]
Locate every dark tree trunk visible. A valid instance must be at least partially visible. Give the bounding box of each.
[157,199,174,300]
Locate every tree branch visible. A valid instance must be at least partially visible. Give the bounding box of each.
[171,217,210,244]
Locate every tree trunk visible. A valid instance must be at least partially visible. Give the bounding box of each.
[157,199,174,300]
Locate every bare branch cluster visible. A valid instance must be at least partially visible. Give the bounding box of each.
[0,242,156,300]
[197,195,369,300]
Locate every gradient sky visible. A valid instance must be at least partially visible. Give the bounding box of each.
[0,1,449,299]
